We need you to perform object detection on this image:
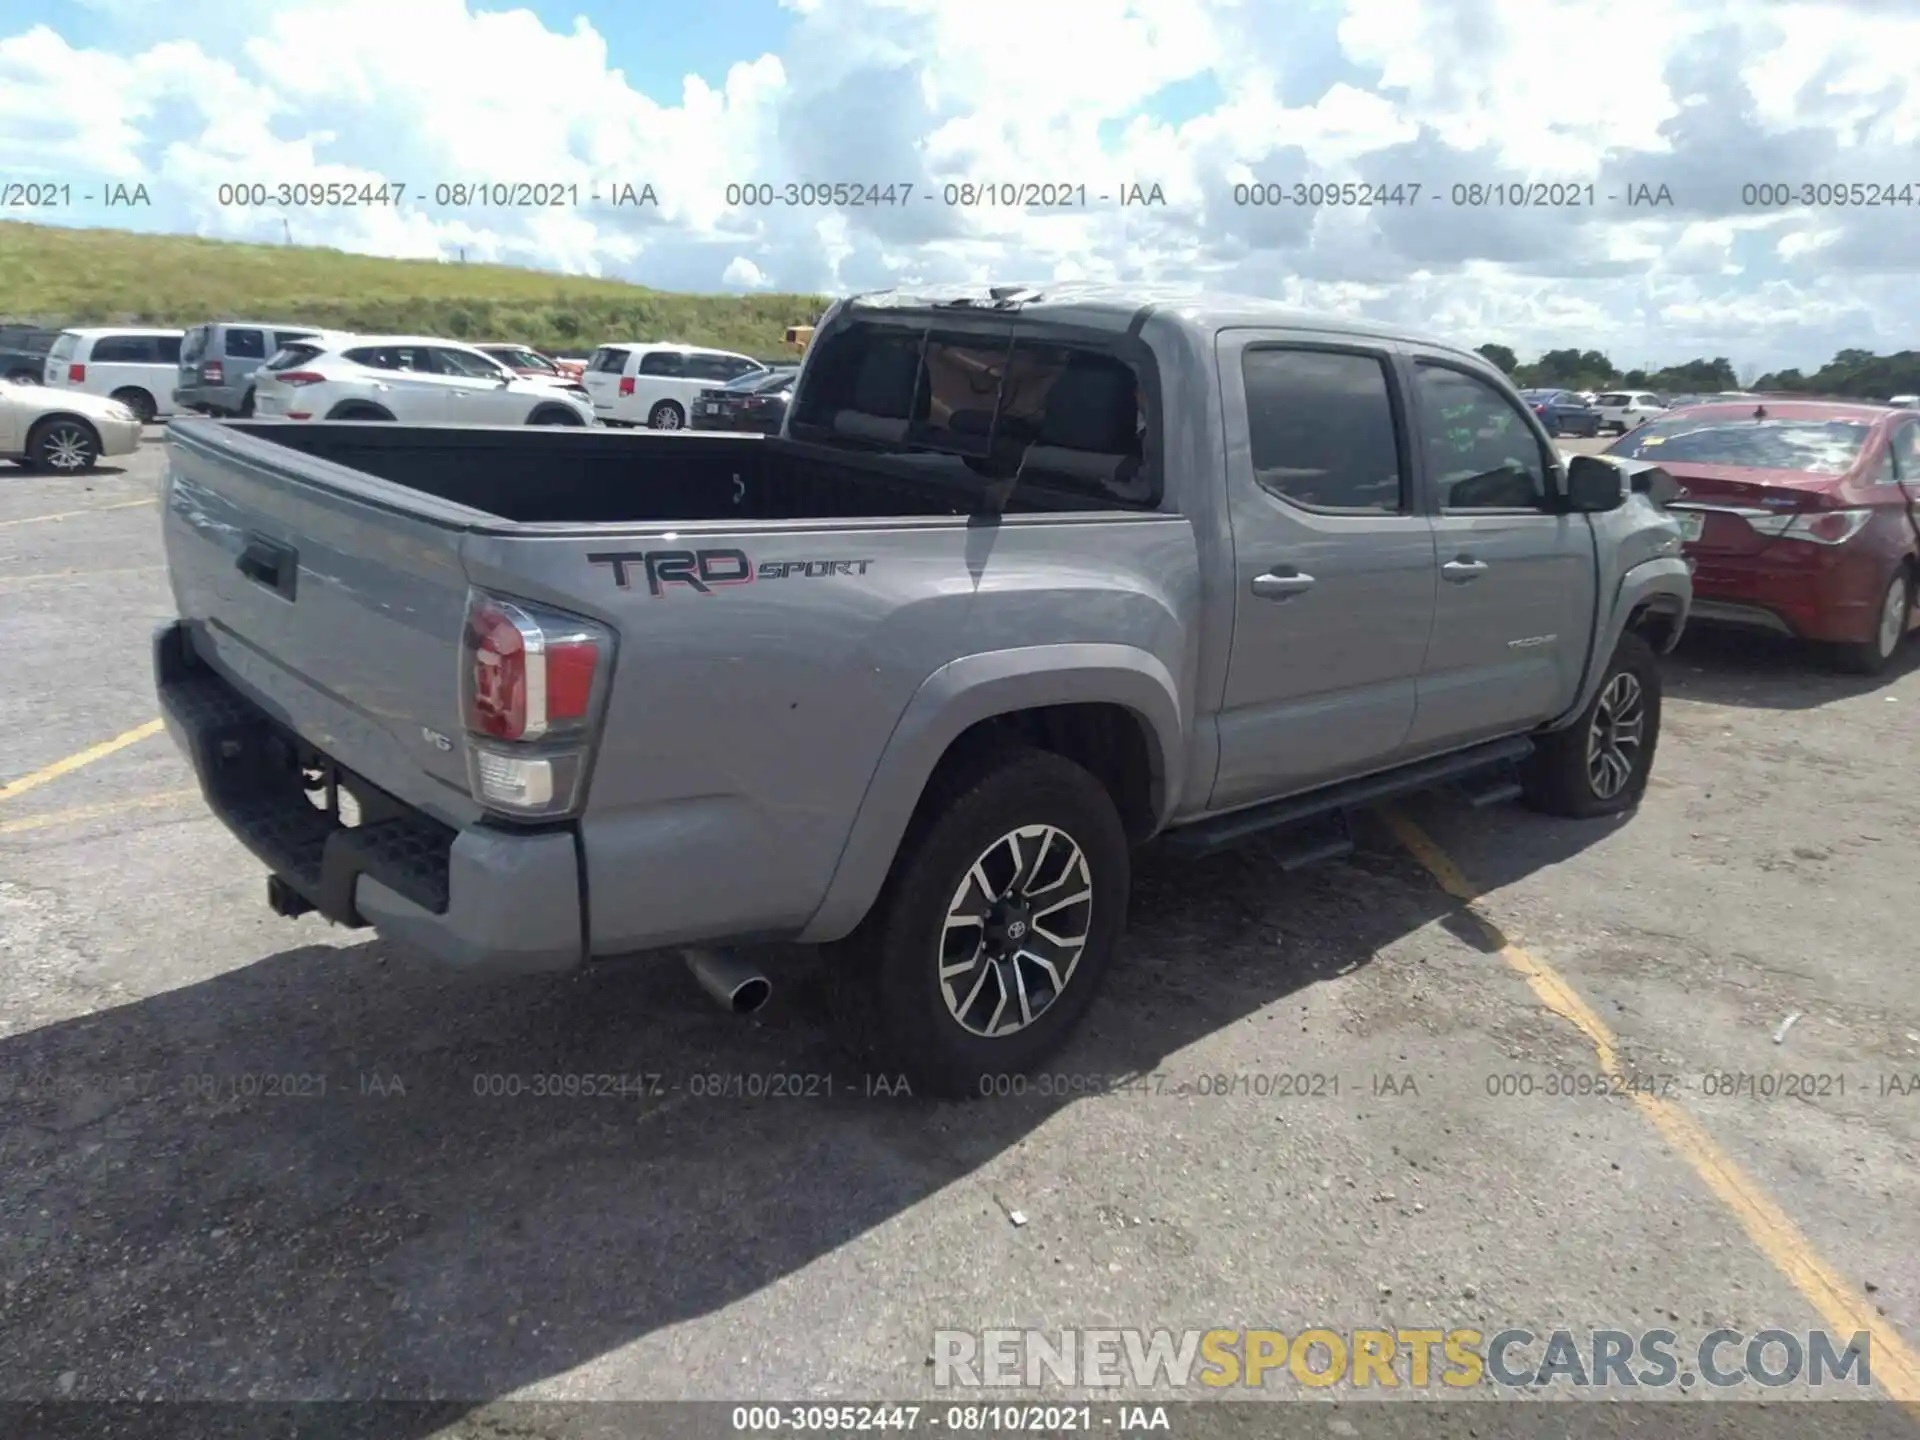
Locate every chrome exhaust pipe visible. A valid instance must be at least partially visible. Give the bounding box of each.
[683,948,772,1015]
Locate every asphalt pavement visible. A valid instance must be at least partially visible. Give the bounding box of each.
[0,428,1915,1436]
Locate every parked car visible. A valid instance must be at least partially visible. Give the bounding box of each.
[1519,389,1601,438]
[175,322,334,417]
[1593,391,1667,434]
[44,327,185,423]
[1890,393,1919,408]
[474,343,586,384]
[690,366,798,433]
[249,336,596,426]
[582,343,767,429]
[1607,400,1920,673]
[0,381,142,472]
[0,325,58,383]
[153,284,1691,1096]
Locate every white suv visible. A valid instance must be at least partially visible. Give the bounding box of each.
[250,336,597,426]
[583,343,767,429]
[1593,391,1667,434]
[44,327,186,424]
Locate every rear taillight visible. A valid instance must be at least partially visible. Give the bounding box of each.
[67,363,85,383]
[203,359,224,384]
[276,371,326,386]
[1746,508,1873,546]
[619,376,635,396]
[460,590,612,817]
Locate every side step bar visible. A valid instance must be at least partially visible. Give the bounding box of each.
[1159,735,1535,860]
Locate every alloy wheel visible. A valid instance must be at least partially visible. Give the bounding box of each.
[40,422,94,471]
[939,824,1094,1038]
[1876,572,1909,659]
[1585,671,1646,799]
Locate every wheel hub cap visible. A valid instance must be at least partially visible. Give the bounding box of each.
[47,428,87,469]
[940,824,1093,1038]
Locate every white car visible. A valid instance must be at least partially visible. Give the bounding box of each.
[43,327,186,424]
[0,379,143,472]
[250,336,598,427]
[1890,394,1919,408]
[583,343,767,429]
[1593,390,1667,434]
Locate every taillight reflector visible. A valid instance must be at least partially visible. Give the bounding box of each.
[277,371,327,387]
[204,359,225,383]
[619,376,635,396]
[68,363,85,383]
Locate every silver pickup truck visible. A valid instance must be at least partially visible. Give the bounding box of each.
[155,285,1692,1096]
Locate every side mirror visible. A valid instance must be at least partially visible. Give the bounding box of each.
[1564,454,1630,512]
[1566,454,1680,511]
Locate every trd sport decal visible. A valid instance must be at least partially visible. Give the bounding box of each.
[588,549,875,596]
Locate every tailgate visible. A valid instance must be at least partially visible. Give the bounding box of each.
[161,421,482,823]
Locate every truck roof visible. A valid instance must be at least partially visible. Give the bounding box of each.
[841,283,1481,360]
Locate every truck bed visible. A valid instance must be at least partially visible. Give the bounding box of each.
[223,421,1107,524]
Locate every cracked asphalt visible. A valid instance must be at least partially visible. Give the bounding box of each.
[1,431,1916,1438]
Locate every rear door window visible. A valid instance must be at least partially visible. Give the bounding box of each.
[589,347,629,374]
[91,335,155,363]
[49,333,78,362]
[180,326,209,364]
[266,344,324,371]
[1242,348,1406,512]
[224,328,266,360]
[156,336,182,364]
[273,330,319,350]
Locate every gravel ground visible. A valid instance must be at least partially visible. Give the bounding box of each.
[0,428,1915,1437]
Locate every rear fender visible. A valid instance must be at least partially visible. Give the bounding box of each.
[796,644,1184,943]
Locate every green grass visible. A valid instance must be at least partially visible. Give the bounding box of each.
[0,221,828,360]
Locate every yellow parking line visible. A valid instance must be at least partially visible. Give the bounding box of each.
[0,564,165,587]
[0,719,165,806]
[0,788,197,835]
[1382,807,1920,1405]
[0,496,158,529]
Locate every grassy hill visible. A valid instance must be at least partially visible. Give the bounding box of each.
[0,221,828,360]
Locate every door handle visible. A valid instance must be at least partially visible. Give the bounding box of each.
[236,533,298,601]
[1442,558,1488,583]
[1251,569,1316,600]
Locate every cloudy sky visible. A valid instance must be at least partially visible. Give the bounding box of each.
[3,0,1918,371]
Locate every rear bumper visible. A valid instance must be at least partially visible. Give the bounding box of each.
[154,621,585,974]
[1686,543,1888,644]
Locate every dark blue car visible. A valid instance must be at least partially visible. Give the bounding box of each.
[1518,388,1601,438]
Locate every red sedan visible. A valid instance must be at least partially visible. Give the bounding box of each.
[1606,400,1920,674]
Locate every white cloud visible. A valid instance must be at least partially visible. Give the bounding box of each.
[3,0,1919,370]
[722,256,770,287]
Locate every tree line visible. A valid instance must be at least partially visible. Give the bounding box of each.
[1471,345,1920,399]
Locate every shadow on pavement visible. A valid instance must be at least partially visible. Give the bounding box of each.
[0,812,1607,1422]
[1662,625,1919,711]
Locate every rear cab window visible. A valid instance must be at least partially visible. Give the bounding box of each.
[789,318,1158,511]
[181,326,210,364]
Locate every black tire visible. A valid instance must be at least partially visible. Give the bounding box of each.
[647,400,685,431]
[1827,565,1911,676]
[326,403,392,421]
[527,406,583,426]
[822,748,1131,1099]
[23,416,101,473]
[237,389,255,418]
[110,387,156,424]
[1522,631,1662,819]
